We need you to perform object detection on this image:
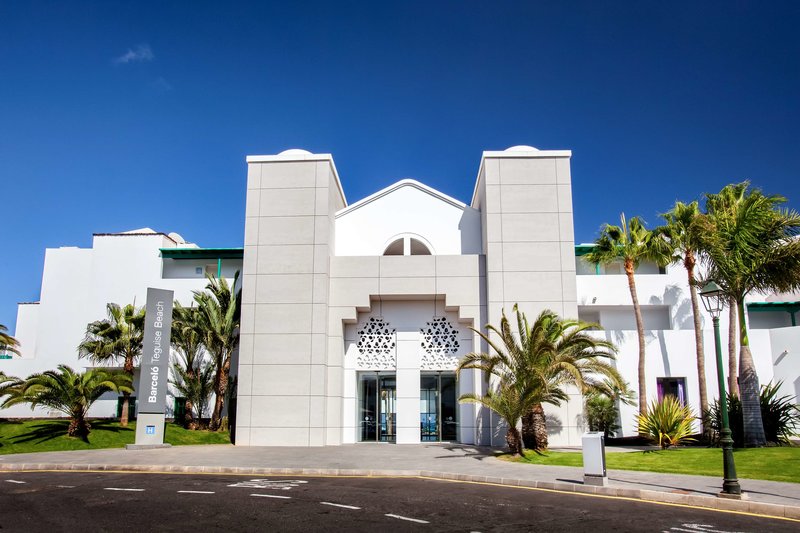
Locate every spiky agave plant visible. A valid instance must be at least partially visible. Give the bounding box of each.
[637,395,696,449]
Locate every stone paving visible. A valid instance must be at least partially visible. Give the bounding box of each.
[1,443,798,519]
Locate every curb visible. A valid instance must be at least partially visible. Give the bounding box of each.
[1,462,797,521]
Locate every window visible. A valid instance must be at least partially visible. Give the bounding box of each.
[382,236,433,256]
[657,377,686,405]
[383,238,404,255]
[409,238,431,255]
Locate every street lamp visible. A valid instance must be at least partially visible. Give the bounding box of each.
[699,281,743,498]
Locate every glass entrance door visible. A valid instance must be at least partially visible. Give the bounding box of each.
[379,376,396,442]
[358,373,396,443]
[420,372,458,442]
[359,374,377,441]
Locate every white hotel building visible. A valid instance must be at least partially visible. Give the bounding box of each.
[5,146,799,448]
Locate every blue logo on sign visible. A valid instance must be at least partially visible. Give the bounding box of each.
[145,425,156,435]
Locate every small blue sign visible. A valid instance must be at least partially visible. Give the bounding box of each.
[145,425,156,435]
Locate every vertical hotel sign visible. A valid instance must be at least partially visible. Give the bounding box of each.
[137,288,174,415]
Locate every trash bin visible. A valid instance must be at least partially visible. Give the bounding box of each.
[582,432,608,486]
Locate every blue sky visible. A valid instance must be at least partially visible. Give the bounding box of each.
[2,1,799,330]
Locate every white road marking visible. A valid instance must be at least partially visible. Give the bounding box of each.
[104,487,145,492]
[56,485,75,489]
[250,493,291,499]
[321,501,361,510]
[385,513,430,524]
[178,490,215,494]
[666,525,747,533]
[5,480,26,484]
[229,479,308,490]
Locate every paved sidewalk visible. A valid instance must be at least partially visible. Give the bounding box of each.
[1,443,798,519]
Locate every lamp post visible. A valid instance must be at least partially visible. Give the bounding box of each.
[699,281,743,498]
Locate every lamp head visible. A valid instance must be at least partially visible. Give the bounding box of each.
[700,281,725,318]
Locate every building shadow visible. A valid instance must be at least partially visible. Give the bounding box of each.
[9,418,132,445]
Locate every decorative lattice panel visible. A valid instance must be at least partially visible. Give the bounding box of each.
[420,317,460,370]
[356,317,396,369]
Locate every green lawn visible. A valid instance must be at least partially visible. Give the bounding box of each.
[0,419,230,455]
[502,446,800,483]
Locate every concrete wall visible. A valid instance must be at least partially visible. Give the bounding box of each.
[342,301,474,444]
[577,262,796,436]
[474,146,582,446]
[581,305,671,331]
[335,180,481,256]
[769,326,800,402]
[329,254,487,445]
[237,152,346,446]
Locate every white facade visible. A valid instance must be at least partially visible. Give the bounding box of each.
[576,259,800,437]
[5,229,242,419]
[5,146,799,449]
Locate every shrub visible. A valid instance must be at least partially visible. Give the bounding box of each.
[585,395,621,438]
[637,396,696,449]
[707,382,799,446]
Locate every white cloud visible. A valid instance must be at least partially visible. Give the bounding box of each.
[114,44,154,64]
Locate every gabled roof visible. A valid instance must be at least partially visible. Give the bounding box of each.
[335,179,466,218]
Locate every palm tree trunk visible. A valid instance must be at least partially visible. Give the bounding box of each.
[120,392,130,427]
[737,299,766,447]
[521,411,536,450]
[69,411,91,437]
[728,301,739,396]
[120,353,134,427]
[684,253,708,435]
[624,259,647,421]
[184,367,197,430]
[209,355,230,431]
[184,398,196,430]
[210,377,224,430]
[506,425,524,457]
[531,403,548,450]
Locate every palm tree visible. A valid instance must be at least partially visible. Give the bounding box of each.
[586,214,671,418]
[518,309,624,450]
[171,305,216,428]
[706,185,747,398]
[459,382,532,456]
[78,303,145,427]
[696,182,800,447]
[0,371,20,397]
[458,305,624,452]
[1,365,132,437]
[0,324,20,356]
[171,357,215,425]
[457,307,543,456]
[659,201,709,435]
[192,273,241,431]
[170,305,209,429]
[584,378,636,440]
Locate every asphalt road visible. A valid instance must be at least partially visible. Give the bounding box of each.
[0,472,795,532]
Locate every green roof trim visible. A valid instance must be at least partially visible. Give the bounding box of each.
[746,301,800,312]
[160,248,243,260]
[574,244,596,257]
